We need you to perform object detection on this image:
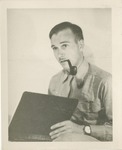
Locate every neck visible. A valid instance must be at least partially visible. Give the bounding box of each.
[77,54,84,69]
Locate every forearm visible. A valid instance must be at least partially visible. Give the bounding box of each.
[89,124,112,141]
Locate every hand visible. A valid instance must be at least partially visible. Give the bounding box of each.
[49,120,84,140]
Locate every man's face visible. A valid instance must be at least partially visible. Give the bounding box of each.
[50,28,83,71]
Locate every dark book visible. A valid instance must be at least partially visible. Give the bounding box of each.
[9,91,78,141]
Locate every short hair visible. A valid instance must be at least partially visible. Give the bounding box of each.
[49,22,84,41]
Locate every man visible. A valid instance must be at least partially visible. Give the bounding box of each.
[48,22,112,141]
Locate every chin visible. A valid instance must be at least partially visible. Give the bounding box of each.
[62,67,70,72]
[60,63,69,71]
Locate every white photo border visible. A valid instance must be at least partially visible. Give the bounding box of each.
[1,0,122,150]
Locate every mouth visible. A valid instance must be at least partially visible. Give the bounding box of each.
[59,59,68,63]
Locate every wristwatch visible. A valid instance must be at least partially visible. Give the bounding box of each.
[83,125,91,135]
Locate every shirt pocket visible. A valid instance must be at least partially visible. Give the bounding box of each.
[90,98,101,113]
[77,92,101,113]
[77,92,92,113]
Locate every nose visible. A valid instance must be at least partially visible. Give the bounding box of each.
[58,48,65,58]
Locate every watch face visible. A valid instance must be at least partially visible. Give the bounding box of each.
[85,126,91,134]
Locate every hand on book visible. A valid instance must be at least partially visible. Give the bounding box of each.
[49,120,84,140]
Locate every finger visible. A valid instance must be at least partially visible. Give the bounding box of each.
[51,120,68,130]
[51,129,72,140]
[51,133,60,140]
[50,126,69,136]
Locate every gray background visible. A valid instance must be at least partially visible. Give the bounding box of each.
[7,8,111,122]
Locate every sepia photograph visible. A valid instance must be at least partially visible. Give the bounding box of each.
[1,0,122,150]
[8,8,112,142]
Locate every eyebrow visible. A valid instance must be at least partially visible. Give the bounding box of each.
[51,41,70,48]
[60,41,70,44]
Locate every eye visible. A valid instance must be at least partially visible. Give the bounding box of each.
[52,47,58,51]
[62,44,68,49]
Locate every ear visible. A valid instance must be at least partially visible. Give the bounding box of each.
[78,40,84,51]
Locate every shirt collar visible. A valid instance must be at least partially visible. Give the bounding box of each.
[75,58,89,83]
[62,70,69,83]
